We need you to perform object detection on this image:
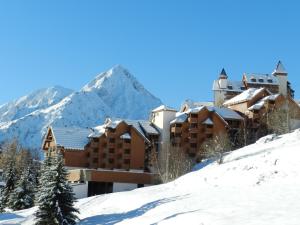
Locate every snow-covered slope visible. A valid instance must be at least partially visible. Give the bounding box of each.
[2,130,300,225]
[0,86,73,123]
[0,65,162,149]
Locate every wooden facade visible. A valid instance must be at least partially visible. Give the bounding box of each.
[42,119,159,196]
[170,106,244,159]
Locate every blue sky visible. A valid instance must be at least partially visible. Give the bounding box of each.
[0,0,300,108]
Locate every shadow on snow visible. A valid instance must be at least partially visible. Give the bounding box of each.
[78,195,189,225]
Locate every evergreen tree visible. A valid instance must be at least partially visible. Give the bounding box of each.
[35,154,79,225]
[8,166,35,210]
[0,158,17,211]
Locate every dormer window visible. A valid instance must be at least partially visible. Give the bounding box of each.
[258,79,264,83]
[227,85,233,90]
[251,78,256,82]
[240,86,246,90]
[267,79,273,83]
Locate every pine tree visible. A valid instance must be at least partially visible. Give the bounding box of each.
[35,154,79,225]
[0,158,17,211]
[8,166,35,210]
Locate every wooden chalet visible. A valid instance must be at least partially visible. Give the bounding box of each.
[42,118,160,197]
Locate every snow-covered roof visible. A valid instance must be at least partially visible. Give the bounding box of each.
[248,94,280,111]
[223,88,268,106]
[243,73,279,85]
[212,80,244,92]
[89,125,106,138]
[152,105,177,113]
[120,133,131,140]
[202,118,213,125]
[272,61,287,74]
[170,112,188,124]
[208,107,244,121]
[180,100,214,112]
[138,120,160,135]
[51,127,92,150]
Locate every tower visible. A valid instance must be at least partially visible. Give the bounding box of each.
[272,61,288,96]
[214,68,228,106]
[150,105,177,152]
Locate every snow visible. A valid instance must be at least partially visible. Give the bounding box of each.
[244,73,279,85]
[273,61,287,74]
[248,94,280,111]
[212,80,244,92]
[202,118,213,125]
[207,106,244,120]
[170,112,188,124]
[152,105,176,113]
[223,88,267,106]
[120,133,131,139]
[51,127,92,150]
[4,129,300,225]
[0,65,162,150]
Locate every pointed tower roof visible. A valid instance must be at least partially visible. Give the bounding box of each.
[273,60,287,75]
[219,68,228,79]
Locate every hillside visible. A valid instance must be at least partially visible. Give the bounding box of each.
[1,129,300,224]
[0,65,162,150]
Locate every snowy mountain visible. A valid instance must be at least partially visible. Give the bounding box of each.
[0,86,73,123]
[0,65,162,150]
[2,129,300,224]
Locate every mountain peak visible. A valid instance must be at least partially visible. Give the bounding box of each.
[82,65,144,93]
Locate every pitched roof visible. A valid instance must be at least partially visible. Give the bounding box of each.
[51,127,92,150]
[273,60,287,74]
[248,94,280,111]
[243,73,279,85]
[170,112,188,124]
[212,80,244,92]
[180,100,214,112]
[223,88,268,106]
[207,106,244,121]
[219,68,228,79]
[152,105,177,113]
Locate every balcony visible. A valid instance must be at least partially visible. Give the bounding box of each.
[189,137,197,143]
[171,126,182,133]
[205,128,213,134]
[172,137,182,143]
[189,127,198,133]
[188,117,198,123]
[108,143,115,148]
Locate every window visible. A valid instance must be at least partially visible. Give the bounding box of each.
[93,148,98,153]
[175,133,181,137]
[190,143,197,148]
[109,138,115,143]
[191,114,198,118]
[251,78,256,82]
[206,124,213,129]
[93,158,98,163]
[176,124,182,127]
[117,143,122,148]
[191,133,197,138]
[102,153,107,158]
[102,142,107,147]
[124,139,131,144]
[124,159,130,164]
[267,79,273,83]
[206,134,213,138]
[124,149,131,154]
[190,123,198,128]
[109,148,114,153]
[258,78,264,83]
[240,86,246,90]
[227,85,233,90]
[93,138,99,142]
[109,158,114,164]
[117,153,122,159]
